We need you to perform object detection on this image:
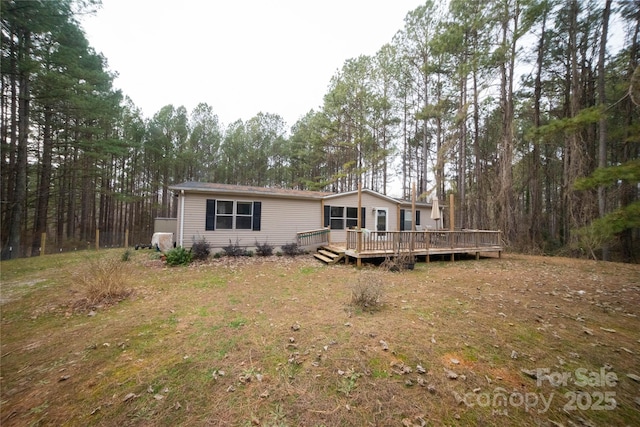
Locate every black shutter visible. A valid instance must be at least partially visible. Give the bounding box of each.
[400,209,406,231]
[206,199,216,230]
[416,210,421,226]
[324,205,330,227]
[361,207,366,228]
[252,201,262,231]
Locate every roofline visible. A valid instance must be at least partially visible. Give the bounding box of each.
[169,182,439,206]
[323,188,402,204]
[324,188,434,207]
[169,182,329,200]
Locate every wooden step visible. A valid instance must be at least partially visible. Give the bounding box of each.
[318,249,340,259]
[323,245,345,254]
[314,253,335,264]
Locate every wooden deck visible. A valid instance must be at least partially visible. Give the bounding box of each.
[298,228,503,265]
[346,229,502,258]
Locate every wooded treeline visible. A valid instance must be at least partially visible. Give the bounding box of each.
[1,0,639,261]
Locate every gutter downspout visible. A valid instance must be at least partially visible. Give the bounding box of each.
[179,190,185,247]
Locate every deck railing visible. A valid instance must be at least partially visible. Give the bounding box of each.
[296,228,330,247]
[346,229,502,252]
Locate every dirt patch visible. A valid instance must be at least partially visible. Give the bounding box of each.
[1,251,639,426]
[0,279,47,305]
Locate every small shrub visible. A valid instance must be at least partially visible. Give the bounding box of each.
[121,249,132,262]
[255,240,274,257]
[381,252,415,272]
[350,272,383,311]
[165,246,192,266]
[281,242,302,257]
[191,237,211,261]
[245,250,254,257]
[73,255,133,308]
[223,239,247,257]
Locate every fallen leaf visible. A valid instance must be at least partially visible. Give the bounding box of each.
[123,393,137,402]
[446,369,458,380]
[627,373,640,383]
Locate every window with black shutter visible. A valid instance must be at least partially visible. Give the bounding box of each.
[205,199,216,230]
[252,202,261,231]
[205,199,261,231]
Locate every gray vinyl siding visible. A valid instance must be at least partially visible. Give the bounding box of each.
[324,193,436,241]
[324,192,399,243]
[178,193,321,250]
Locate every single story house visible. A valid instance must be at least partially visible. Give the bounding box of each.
[168,182,443,250]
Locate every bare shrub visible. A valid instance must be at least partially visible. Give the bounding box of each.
[223,239,247,257]
[281,242,302,257]
[191,237,211,261]
[380,252,415,272]
[73,256,133,309]
[350,272,383,311]
[255,240,274,257]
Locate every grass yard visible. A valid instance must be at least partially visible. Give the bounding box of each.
[1,250,639,426]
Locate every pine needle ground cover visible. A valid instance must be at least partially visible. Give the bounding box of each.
[1,251,639,426]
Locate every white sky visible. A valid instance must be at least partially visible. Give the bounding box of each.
[80,0,426,128]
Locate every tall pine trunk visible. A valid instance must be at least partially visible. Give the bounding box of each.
[32,106,54,254]
[531,10,548,247]
[498,0,519,244]
[8,26,31,258]
[597,0,612,260]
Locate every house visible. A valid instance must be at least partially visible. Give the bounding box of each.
[168,182,442,251]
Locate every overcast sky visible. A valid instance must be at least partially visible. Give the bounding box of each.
[80,0,426,128]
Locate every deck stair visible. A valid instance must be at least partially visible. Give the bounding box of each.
[313,246,345,264]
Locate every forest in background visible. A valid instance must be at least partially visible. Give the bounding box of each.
[1,0,639,261]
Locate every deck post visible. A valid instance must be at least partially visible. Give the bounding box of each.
[411,183,416,254]
[357,182,362,230]
[449,193,455,231]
